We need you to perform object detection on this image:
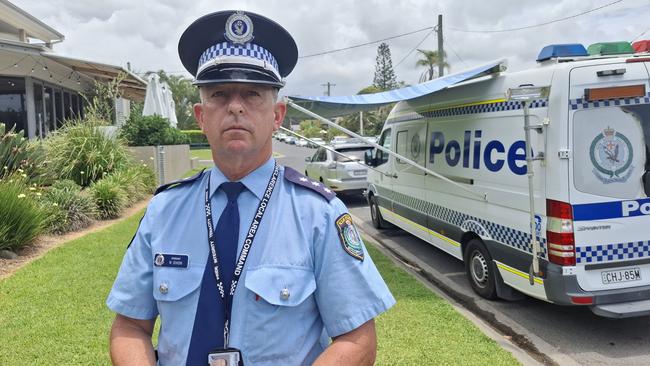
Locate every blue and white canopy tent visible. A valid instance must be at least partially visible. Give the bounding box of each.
[285,59,506,119]
[283,59,507,200]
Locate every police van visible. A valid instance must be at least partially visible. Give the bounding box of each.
[355,41,650,318]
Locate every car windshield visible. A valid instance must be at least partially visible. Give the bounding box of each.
[334,147,371,162]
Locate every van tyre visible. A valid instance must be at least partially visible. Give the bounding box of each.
[464,239,497,299]
[369,195,389,229]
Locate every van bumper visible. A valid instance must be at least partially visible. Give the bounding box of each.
[545,262,650,318]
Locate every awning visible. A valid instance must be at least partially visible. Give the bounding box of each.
[41,52,148,101]
[287,59,506,118]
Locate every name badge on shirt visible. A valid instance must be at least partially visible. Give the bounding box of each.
[154,253,189,268]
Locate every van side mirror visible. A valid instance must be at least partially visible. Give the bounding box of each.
[305,156,312,162]
[643,171,650,197]
[364,149,375,167]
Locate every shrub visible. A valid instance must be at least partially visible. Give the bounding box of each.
[41,186,96,234]
[89,178,126,219]
[51,179,82,192]
[120,114,190,146]
[0,123,48,184]
[44,119,131,187]
[180,130,208,145]
[103,163,156,206]
[0,177,45,251]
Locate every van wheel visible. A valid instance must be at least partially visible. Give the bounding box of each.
[369,195,389,229]
[464,239,497,299]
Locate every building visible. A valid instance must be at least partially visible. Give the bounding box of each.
[0,0,146,139]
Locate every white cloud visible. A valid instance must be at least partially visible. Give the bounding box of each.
[11,0,650,97]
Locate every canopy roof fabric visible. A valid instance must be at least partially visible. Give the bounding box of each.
[287,59,506,118]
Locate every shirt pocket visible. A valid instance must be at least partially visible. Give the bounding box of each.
[242,266,317,363]
[152,265,203,309]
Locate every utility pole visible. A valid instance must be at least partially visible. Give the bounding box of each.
[321,82,336,96]
[437,14,444,78]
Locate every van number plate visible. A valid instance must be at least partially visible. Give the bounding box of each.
[601,268,641,284]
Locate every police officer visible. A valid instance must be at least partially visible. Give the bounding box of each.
[107,10,395,366]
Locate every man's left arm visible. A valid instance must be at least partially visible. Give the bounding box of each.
[313,320,377,366]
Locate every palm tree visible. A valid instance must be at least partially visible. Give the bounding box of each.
[415,49,449,82]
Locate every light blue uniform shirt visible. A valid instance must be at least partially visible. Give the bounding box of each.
[107,158,395,365]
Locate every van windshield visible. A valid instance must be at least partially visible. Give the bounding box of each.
[573,103,650,199]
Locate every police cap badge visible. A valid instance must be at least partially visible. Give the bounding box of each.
[178,10,298,88]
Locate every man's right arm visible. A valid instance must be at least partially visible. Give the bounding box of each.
[110,314,156,366]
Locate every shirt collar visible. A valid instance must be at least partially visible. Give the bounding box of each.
[209,157,276,201]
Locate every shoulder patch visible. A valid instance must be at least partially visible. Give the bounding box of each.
[154,168,206,195]
[283,166,336,201]
[335,213,364,261]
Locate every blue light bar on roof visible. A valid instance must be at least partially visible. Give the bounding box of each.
[536,44,588,62]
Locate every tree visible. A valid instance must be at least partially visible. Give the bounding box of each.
[415,49,449,82]
[337,85,391,137]
[298,120,322,138]
[373,43,398,91]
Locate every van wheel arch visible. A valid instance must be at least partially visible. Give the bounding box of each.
[462,236,498,300]
[368,192,391,229]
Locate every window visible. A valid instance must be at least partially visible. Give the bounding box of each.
[396,130,408,164]
[0,77,26,136]
[335,147,371,162]
[376,129,392,166]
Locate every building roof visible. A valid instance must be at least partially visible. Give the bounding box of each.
[42,52,147,101]
[0,0,64,44]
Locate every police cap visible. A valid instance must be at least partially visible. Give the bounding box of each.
[178,10,298,89]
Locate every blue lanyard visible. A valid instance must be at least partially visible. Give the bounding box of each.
[203,163,280,347]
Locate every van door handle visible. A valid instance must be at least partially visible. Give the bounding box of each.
[391,173,398,178]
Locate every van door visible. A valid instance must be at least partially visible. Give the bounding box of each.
[390,123,430,243]
[370,128,394,215]
[569,61,650,292]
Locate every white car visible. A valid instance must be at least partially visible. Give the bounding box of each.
[275,132,287,141]
[307,137,325,148]
[304,142,372,195]
[296,138,309,147]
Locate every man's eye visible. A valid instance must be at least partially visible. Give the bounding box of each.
[246,91,261,97]
[211,91,227,98]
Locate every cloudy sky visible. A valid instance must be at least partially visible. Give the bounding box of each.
[12,0,650,98]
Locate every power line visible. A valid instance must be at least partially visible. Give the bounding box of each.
[394,28,436,68]
[299,26,434,58]
[632,27,650,42]
[446,40,468,69]
[448,0,624,33]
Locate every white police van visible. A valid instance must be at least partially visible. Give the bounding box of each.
[358,41,650,318]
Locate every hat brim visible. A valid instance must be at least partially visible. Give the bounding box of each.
[178,11,298,79]
[193,65,285,88]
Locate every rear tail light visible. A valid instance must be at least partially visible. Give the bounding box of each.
[546,199,576,266]
[570,296,593,305]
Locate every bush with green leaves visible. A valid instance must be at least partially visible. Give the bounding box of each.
[0,123,48,184]
[120,114,190,146]
[51,179,82,192]
[180,130,208,145]
[44,119,131,187]
[88,178,126,219]
[40,185,96,235]
[103,163,156,206]
[0,177,45,251]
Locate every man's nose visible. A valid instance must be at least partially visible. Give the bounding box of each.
[227,95,245,115]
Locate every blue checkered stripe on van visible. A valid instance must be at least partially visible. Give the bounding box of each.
[569,92,650,110]
[576,241,650,264]
[386,99,548,125]
[390,190,547,256]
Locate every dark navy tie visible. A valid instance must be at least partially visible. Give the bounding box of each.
[186,181,245,365]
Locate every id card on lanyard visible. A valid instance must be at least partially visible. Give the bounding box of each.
[203,163,280,363]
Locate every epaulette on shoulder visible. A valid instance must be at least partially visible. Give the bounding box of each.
[283,166,336,201]
[154,169,206,195]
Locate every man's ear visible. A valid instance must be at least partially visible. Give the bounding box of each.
[273,102,287,131]
[193,103,205,131]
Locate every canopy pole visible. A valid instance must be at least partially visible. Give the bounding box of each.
[523,100,541,285]
[286,98,488,201]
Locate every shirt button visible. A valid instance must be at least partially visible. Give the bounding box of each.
[159,282,169,294]
[280,288,290,300]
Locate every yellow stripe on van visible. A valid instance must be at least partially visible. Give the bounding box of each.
[380,208,461,247]
[495,261,544,285]
[390,98,508,118]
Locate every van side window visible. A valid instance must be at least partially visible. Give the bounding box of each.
[376,129,392,166]
[396,130,408,164]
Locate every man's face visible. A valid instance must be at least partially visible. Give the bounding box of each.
[194,83,286,161]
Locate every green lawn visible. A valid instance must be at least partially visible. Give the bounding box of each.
[190,148,213,160]
[0,212,519,365]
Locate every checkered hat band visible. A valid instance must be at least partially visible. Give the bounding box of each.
[198,42,280,76]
